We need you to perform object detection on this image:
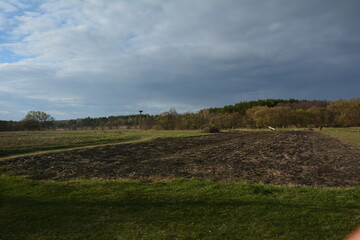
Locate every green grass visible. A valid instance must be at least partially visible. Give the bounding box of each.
[0,176,359,240]
[321,127,360,147]
[0,129,208,158]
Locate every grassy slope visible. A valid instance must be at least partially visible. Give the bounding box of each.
[0,177,359,240]
[0,130,208,158]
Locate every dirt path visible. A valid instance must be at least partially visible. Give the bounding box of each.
[0,136,156,161]
[1,132,359,187]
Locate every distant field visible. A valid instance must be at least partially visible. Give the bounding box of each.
[1,127,359,158]
[0,129,208,158]
[231,127,360,147]
[321,127,360,147]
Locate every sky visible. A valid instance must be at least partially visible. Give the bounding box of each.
[0,0,359,121]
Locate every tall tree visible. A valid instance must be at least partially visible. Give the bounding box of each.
[156,108,178,130]
[22,111,55,130]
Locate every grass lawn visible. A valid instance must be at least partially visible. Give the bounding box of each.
[0,176,359,240]
[0,129,208,158]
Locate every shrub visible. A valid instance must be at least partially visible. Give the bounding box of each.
[201,124,220,133]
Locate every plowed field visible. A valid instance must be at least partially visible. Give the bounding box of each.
[1,131,359,187]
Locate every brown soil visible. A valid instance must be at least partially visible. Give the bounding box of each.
[1,132,359,187]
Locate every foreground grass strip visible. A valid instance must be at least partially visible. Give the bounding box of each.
[0,176,359,240]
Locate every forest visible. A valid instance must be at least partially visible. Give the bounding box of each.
[1,98,359,131]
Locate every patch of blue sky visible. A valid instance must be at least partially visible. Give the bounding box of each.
[1,7,31,40]
[0,1,43,63]
[2,1,38,17]
[0,48,25,63]
[0,30,32,63]
[8,0,42,12]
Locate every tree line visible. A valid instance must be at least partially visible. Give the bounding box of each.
[0,112,150,131]
[0,98,359,131]
[154,98,359,130]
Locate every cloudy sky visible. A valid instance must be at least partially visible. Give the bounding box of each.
[0,0,359,120]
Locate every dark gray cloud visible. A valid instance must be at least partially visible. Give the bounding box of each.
[0,0,359,120]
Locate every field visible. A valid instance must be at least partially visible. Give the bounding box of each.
[1,129,360,239]
[321,127,360,147]
[2,131,360,188]
[0,129,208,158]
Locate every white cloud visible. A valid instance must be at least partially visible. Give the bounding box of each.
[0,1,17,12]
[0,110,11,115]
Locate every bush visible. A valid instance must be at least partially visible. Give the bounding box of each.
[201,124,220,133]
